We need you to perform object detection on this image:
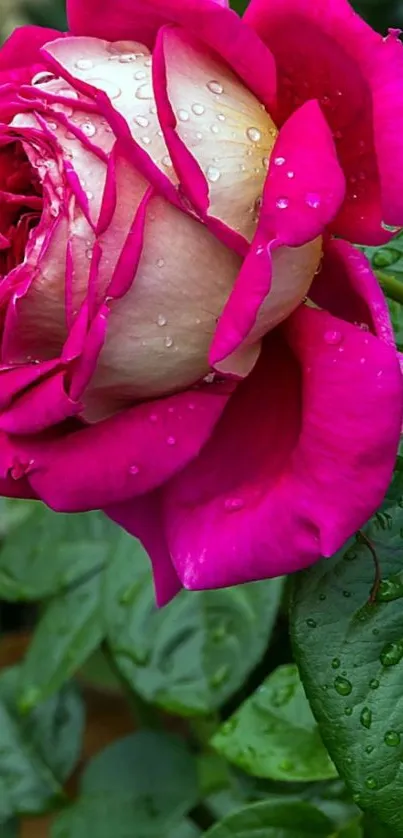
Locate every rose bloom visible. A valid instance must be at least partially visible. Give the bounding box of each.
[0,0,402,603]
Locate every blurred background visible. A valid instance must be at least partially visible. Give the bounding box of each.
[0,0,403,43]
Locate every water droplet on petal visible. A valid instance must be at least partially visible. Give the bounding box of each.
[247,127,261,142]
[136,83,153,100]
[331,658,341,669]
[129,464,140,475]
[156,258,165,268]
[192,103,205,115]
[262,156,270,169]
[178,108,189,122]
[135,115,149,128]
[207,80,223,95]
[76,58,93,70]
[210,124,219,134]
[287,171,295,179]
[276,197,289,210]
[204,372,216,384]
[157,314,167,327]
[274,156,286,166]
[164,336,174,348]
[324,330,343,346]
[306,193,321,209]
[217,113,226,121]
[118,53,140,63]
[167,435,176,445]
[141,136,151,145]
[369,678,380,690]
[381,221,400,233]
[206,165,221,183]
[81,121,96,138]
[134,69,146,80]
[32,70,56,85]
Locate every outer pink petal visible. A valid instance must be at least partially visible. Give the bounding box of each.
[106,494,182,606]
[3,382,234,512]
[0,26,62,85]
[67,0,276,111]
[311,238,396,345]
[163,306,403,590]
[210,100,344,365]
[245,0,403,243]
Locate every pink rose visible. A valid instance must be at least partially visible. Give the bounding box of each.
[0,0,402,603]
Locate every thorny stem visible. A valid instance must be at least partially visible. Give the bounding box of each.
[358,530,382,604]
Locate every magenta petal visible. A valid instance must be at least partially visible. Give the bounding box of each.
[0,26,63,82]
[21,381,235,512]
[0,371,81,435]
[261,100,345,246]
[164,306,403,590]
[106,494,182,606]
[311,238,396,345]
[67,0,276,111]
[210,100,344,365]
[245,0,403,243]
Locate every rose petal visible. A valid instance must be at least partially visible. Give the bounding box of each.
[164,304,403,589]
[154,26,277,244]
[106,494,182,606]
[11,380,235,511]
[67,0,276,112]
[245,0,403,243]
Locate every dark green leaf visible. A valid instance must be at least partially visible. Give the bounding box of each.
[203,800,333,838]
[337,821,363,838]
[291,504,403,836]
[18,573,104,709]
[0,504,112,601]
[212,664,336,782]
[104,542,283,715]
[0,820,18,837]
[0,667,83,819]
[53,732,200,838]
[51,795,200,838]
[81,731,199,821]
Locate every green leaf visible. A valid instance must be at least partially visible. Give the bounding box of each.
[18,572,104,709]
[51,796,200,838]
[0,820,18,837]
[104,541,283,715]
[212,664,336,782]
[290,504,403,836]
[81,731,199,817]
[53,732,199,838]
[361,234,403,308]
[0,667,84,820]
[203,800,334,838]
[0,504,113,601]
[336,821,363,838]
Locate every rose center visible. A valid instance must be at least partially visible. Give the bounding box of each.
[0,141,43,277]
